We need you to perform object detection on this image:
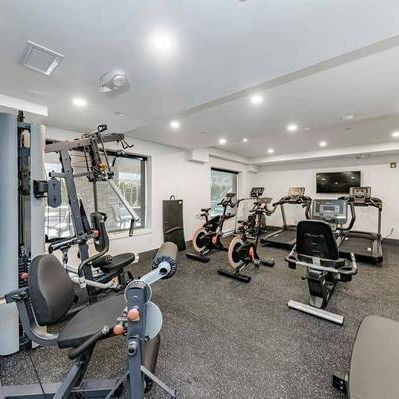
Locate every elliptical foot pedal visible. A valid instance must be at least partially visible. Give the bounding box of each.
[217,269,251,283]
[186,253,210,263]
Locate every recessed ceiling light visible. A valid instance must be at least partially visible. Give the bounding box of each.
[150,31,175,54]
[342,114,355,121]
[392,131,399,138]
[114,111,123,117]
[219,138,227,145]
[286,123,298,132]
[242,138,248,143]
[250,94,264,105]
[72,97,87,107]
[169,120,180,129]
[319,141,327,147]
[267,148,274,154]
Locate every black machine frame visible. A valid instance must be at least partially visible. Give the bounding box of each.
[186,192,237,262]
[339,187,383,263]
[286,199,358,325]
[43,125,139,302]
[0,243,178,399]
[261,187,312,249]
[218,197,275,283]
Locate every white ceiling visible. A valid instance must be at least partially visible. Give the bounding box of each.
[1,0,399,159]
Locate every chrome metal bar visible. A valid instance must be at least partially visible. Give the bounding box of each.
[288,300,344,325]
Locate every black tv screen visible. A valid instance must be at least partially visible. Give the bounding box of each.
[316,171,361,194]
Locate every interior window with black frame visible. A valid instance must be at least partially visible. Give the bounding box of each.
[210,168,238,216]
[44,149,146,239]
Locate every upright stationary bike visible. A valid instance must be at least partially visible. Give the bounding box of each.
[186,193,236,262]
[218,198,275,283]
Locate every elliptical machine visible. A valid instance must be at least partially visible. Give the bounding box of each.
[218,198,275,283]
[186,192,237,262]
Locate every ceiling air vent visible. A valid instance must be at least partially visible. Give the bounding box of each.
[19,41,64,76]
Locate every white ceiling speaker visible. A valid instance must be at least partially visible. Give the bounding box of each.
[99,70,129,94]
[19,41,64,76]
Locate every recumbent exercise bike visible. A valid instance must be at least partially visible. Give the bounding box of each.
[285,199,357,325]
[186,192,237,262]
[0,242,178,398]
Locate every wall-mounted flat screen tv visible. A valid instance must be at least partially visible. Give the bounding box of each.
[316,171,361,194]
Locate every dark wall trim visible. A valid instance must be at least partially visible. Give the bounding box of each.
[211,167,239,175]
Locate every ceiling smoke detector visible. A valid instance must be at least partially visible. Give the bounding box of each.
[99,70,129,94]
[19,41,64,75]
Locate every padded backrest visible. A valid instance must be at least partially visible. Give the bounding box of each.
[28,254,75,326]
[296,220,339,260]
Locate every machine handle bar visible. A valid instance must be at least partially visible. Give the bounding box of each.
[68,326,110,359]
[285,254,357,276]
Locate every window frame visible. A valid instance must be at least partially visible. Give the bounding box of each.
[210,167,238,216]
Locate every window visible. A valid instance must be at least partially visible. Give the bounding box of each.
[210,168,238,215]
[45,149,146,239]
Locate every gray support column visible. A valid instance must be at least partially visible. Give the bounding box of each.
[30,124,45,258]
[0,113,19,355]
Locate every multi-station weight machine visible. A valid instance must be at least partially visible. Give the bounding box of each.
[42,124,139,302]
[0,112,139,356]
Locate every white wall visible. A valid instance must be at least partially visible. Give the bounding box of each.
[45,127,254,257]
[254,154,399,239]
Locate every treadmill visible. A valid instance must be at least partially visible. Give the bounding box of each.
[261,187,312,249]
[339,187,383,263]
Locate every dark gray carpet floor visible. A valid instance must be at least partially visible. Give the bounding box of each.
[1,240,399,398]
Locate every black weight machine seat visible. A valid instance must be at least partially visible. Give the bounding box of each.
[2,253,161,398]
[333,315,399,399]
[350,316,399,399]
[95,252,136,274]
[29,254,159,358]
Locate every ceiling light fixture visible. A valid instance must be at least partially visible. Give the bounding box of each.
[250,94,263,105]
[72,97,87,108]
[342,114,355,121]
[169,120,180,129]
[150,31,175,54]
[391,131,399,138]
[287,123,298,132]
[243,138,248,143]
[219,138,227,145]
[114,111,123,117]
[267,148,274,154]
[319,141,327,147]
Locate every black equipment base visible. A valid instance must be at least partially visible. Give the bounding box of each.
[217,268,251,283]
[260,259,275,267]
[339,232,383,264]
[186,253,210,263]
